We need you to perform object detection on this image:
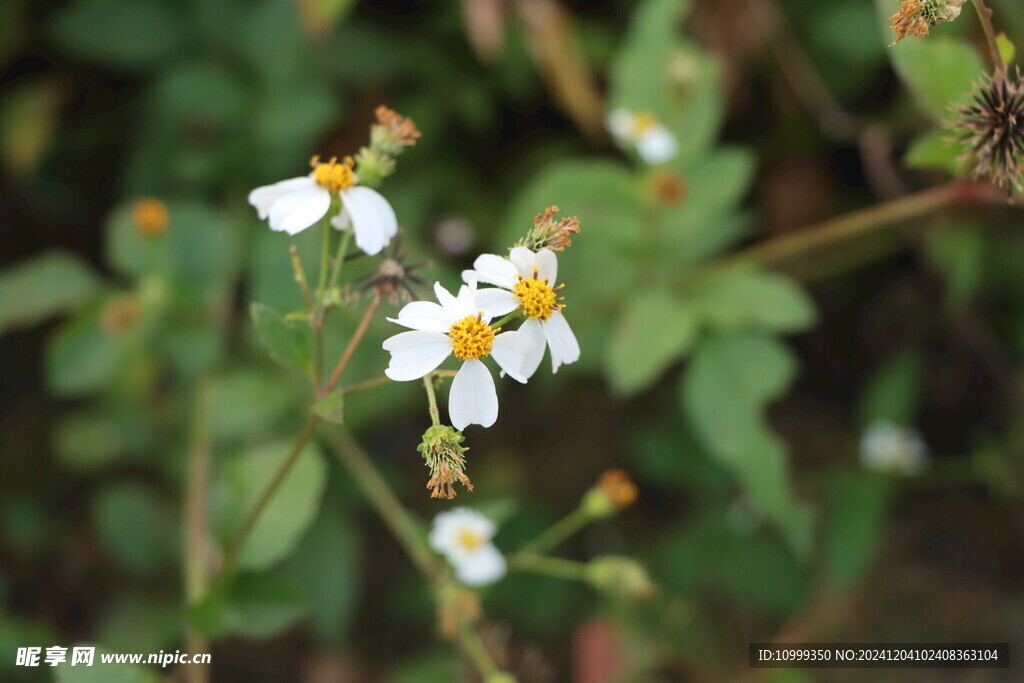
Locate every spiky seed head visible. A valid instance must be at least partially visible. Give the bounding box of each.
[951,69,1024,194]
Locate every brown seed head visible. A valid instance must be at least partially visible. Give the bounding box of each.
[951,69,1024,193]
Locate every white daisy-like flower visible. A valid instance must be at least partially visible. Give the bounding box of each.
[429,507,506,586]
[859,420,929,476]
[247,156,398,255]
[383,280,535,430]
[606,109,678,165]
[462,247,580,377]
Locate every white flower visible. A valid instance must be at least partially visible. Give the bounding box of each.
[859,421,929,476]
[429,507,506,586]
[606,109,678,165]
[247,156,398,255]
[462,247,580,377]
[383,280,535,430]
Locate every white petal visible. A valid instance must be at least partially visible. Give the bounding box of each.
[518,317,547,379]
[606,109,634,141]
[388,301,456,333]
[268,185,332,235]
[454,545,507,586]
[469,254,519,289]
[383,331,452,381]
[475,288,520,320]
[248,177,315,219]
[449,359,498,430]
[490,331,534,384]
[341,186,396,255]
[636,125,678,165]
[434,282,460,312]
[509,246,557,283]
[330,210,351,231]
[543,311,580,373]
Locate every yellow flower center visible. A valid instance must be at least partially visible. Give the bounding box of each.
[449,314,496,361]
[631,112,658,137]
[457,528,485,551]
[513,269,564,321]
[311,155,357,194]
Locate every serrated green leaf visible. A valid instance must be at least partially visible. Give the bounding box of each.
[687,268,818,334]
[251,302,312,372]
[212,440,327,570]
[312,388,345,424]
[0,252,99,335]
[681,334,812,555]
[605,288,697,395]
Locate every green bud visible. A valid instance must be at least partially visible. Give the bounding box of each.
[586,556,656,600]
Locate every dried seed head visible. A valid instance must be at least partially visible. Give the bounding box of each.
[371,106,421,154]
[418,425,473,499]
[581,469,638,519]
[889,0,967,46]
[951,69,1024,194]
[515,206,581,253]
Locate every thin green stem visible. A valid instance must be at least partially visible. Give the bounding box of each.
[458,619,500,678]
[325,291,380,395]
[423,374,442,426]
[507,553,591,582]
[492,310,523,330]
[971,0,1005,71]
[289,245,314,313]
[326,427,441,578]
[517,506,592,556]
[327,228,353,294]
[216,414,321,582]
[341,375,393,396]
[316,218,332,305]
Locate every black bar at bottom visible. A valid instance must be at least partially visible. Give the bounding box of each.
[749,643,1009,668]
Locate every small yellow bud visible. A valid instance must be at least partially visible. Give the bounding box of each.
[131,198,169,237]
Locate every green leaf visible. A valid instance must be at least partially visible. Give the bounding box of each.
[312,387,345,424]
[681,334,813,555]
[823,471,893,588]
[858,349,924,427]
[188,572,305,640]
[0,252,99,335]
[904,128,969,176]
[212,440,328,570]
[209,370,293,442]
[687,268,818,334]
[605,288,697,396]
[283,512,360,642]
[93,484,177,576]
[250,302,312,372]
[0,77,61,176]
[50,0,184,69]
[926,226,987,307]
[881,9,986,120]
[997,32,1016,65]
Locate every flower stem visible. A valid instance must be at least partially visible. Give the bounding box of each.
[507,553,590,582]
[183,380,212,683]
[325,427,441,578]
[215,414,321,582]
[316,218,332,304]
[971,0,1004,71]
[458,619,501,678]
[517,506,591,556]
[325,291,380,395]
[341,375,393,396]
[423,373,442,426]
[685,181,997,283]
[327,228,353,294]
[492,310,523,330]
[289,245,314,312]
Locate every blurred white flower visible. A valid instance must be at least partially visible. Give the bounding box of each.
[429,507,506,586]
[859,421,929,476]
[606,109,678,165]
[462,247,580,377]
[383,280,535,430]
[248,156,397,255]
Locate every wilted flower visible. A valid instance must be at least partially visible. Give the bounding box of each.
[383,281,534,430]
[419,424,474,499]
[859,421,929,476]
[429,508,507,586]
[951,69,1024,193]
[371,105,422,153]
[131,198,169,237]
[248,155,398,254]
[462,247,580,377]
[889,0,967,46]
[581,470,638,519]
[515,206,580,253]
[606,109,678,165]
